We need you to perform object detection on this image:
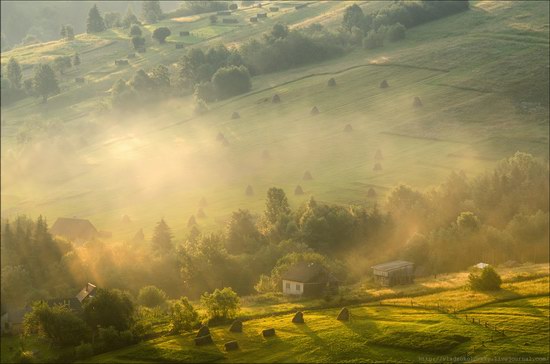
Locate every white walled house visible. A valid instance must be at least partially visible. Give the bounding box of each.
[281,262,339,297]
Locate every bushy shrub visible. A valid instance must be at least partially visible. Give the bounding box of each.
[469,266,502,291]
[200,287,240,320]
[138,285,167,308]
[169,297,199,333]
[212,65,251,99]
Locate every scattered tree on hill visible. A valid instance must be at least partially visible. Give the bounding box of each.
[111,78,135,108]
[123,6,140,28]
[211,65,251,99]
[66,25,75,40]
[152,27,171,44]
[104,12,122,28]
[342,4,365,32]
[270,23,288,40]
[142,0,163,24]
[33,63,59,102]
[7,58,22,89]
[264,187,291,225]
[87,4,106,33]
[53,56,72,75]
[137,285,167,308]
[73,53,81,66]
[129,24,142,37]
[169,297,198,333]
[469,266,502,291]
[151,218,173,254]
[131,35,145,50]
[82,288,134,331]
[200,287,240,321]
[150,64,171,90]
[23,301,89,346]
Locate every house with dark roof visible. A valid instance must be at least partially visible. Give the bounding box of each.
[372,260,414,286]
[281,262,339,297]
[50,217,98,242]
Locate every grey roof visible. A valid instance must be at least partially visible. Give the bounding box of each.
[281,262,336,283]
[76,283,97,303]
[371,260,414,272]
[50,217,98,241]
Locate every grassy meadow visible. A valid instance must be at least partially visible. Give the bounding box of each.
[1,1,548,240]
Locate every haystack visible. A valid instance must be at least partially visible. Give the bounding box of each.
[224,341,239,351]
[327,78,336,87]
[373,163,383,171]
[292,311,304,324]
[216,132,225,141]
[413,96,423,107]
[367,188,377,198]
[294,185,304,195]
[262,328,276,337]
[245,185,254,196]
[262,150,271,160]
[199,197,208,207]
[194,334,213,346]
[374,149,383,160]
[272,94,281,103]
[310,106,319,115]
[121,215,131,224]
[337,307,350,321]
[188,215,197,227]
[231,111,240,119]
[197,208,206,219]
[380,80,389,88]
[196,325,210,338]
[222,138,230,147]
[303,171,313,180]
[344,124,353,132]
[229,319,243,333]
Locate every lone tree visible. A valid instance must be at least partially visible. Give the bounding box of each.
[129,24,142,37]
[152,27,171,44]
[73,53,81,66]
[200,287,240,321]
[7,57,22,89]
[169,297,199,333]
[151,218,173,254]
[33,63,59,102]
[342,4,364,32]
[469,266,502,291]
[142,0,163,24]
[87,4,106,33]
[264,187,291,225]
[131,35,145,50]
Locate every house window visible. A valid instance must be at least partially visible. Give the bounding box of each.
[286,282,290,290]
[296,284,301,291]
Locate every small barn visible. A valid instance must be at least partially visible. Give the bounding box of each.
[281,262,338,297]
[372,260,414,286]
[76,283,97,303]
[50,217,98,242]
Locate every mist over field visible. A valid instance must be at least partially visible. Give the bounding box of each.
[1,1,548,363]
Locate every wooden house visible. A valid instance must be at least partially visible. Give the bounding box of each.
[372,260,414,286]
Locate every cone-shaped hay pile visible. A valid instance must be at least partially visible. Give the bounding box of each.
[294,185,304,195]
[122,215,131,224]
[327,78,336,87]
[216,132,225,141]
[199,197,208,207]
[229,319,243,333]
[222,138,230,147]
[413,96,423,107]
[310,106,319,115]
[197,208,206,219]
[367,188,377,198]
[380,80,389,88]
[262,328,276,337]
[262,150,271,160]
[337,307,350,321]
[344,124,353,132]
[303,171,313,180]
[292,311,304,324]
[272,94,281,103]
[374,149,383,160]
[231,111,240,119]
[373,163,383,171]
[245,185,254,196]
[196,325,210,338]
[195,334,213,346]
[188,215,197,227]
[224,341,239,351]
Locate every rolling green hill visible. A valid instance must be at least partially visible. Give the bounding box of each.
[1,0,548,240]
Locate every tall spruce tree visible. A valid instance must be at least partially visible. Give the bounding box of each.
[33,63,59,102]
[7,57,22,89]
[142,1,163,24]
[87,4,106,33]
[151,219,173,254]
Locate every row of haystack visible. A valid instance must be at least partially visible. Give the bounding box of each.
[327,77,423,106]
[194,308,352,350]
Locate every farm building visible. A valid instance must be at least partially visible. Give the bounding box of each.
[281,262,339,297]
[372,260,414,286]
[474,262,490,269]
[50,217,98,242]
[76,282,97,303]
